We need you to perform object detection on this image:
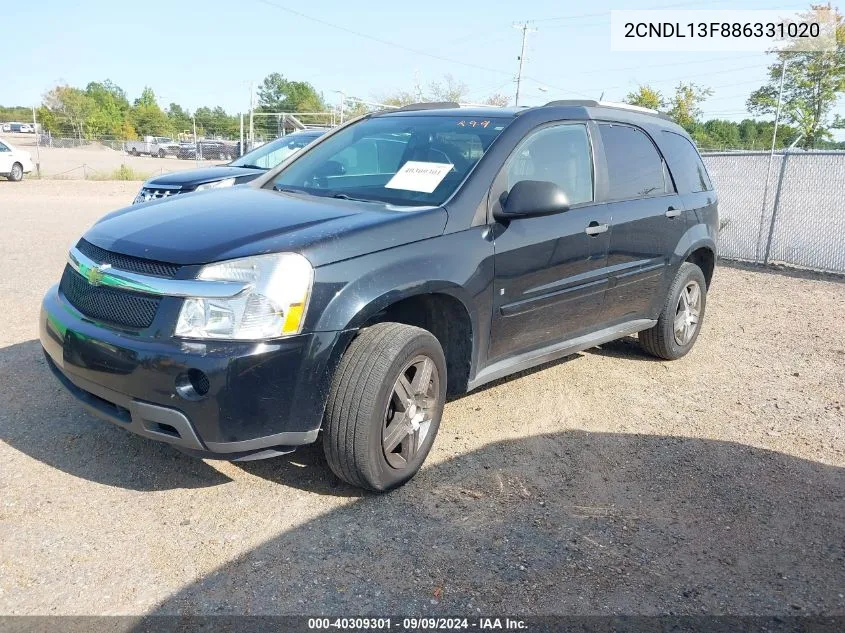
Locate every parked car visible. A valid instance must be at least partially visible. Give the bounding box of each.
[39,101,718,491]
[124,136,181,157]
[132,129,324,203]
[0,136,33,181]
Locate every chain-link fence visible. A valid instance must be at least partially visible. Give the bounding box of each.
[702,151,845,274]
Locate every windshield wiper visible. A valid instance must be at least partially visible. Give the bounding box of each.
[331,193,375,203]
[236,164,267,170]
[274,186,304,194]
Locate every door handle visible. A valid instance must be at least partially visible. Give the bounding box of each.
[665,207,682,219]
[585,221,609,236]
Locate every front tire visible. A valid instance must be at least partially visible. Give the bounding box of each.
[639,262,707,360]
[323,322,447,492]
[8,162,23,182]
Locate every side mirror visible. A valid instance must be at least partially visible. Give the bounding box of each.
[315,160,346,178]
[495,180,570,221]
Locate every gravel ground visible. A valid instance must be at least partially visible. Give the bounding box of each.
[6,133,219,180]
[0,180,843,616]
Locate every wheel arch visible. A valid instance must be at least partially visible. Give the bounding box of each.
[673,223,717,288]
[335,284,477,396]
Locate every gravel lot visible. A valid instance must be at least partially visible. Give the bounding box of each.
[5,133,219,180]
[0,180,843,616]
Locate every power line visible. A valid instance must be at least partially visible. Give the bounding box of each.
[530,0,735,24]
[252,0,512,78]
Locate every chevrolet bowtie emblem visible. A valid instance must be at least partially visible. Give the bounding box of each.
[86,263,112,286]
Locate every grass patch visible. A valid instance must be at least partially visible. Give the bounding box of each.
[87,164,151,181]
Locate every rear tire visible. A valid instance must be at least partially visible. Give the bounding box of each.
[323,322,447,492]
[639,262,707,360]
[8,162,23,182]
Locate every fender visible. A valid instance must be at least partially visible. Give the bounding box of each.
[672,221,718,266]
[307,228,496,375]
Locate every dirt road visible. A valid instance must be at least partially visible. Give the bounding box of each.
[0,180,842,615]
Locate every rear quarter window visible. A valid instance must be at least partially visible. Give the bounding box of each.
[660,131,713,193]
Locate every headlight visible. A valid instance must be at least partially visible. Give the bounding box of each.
[175,253,313,340]
[195,177,235,191]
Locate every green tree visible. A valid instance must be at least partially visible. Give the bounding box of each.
[194,106,238,138]
[624,85,665,111]
[167,102,193,136]
[43,85,95,138]
[667,82,713,131]
[703,119,741,148]
[130,87,170,136]
[747,5,845,148]
[257,73,325,112]
[738,119,761,148]
[85,80,130,137]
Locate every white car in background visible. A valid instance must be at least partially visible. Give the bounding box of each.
[0,137,34,181]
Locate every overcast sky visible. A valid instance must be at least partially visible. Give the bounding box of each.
[3,0,838,125]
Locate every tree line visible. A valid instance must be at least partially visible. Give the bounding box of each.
[3,4,843,149]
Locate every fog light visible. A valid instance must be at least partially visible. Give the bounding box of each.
[175,369,210,400]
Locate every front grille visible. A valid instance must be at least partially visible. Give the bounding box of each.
[59,265,161,329]
[77,239,181,278]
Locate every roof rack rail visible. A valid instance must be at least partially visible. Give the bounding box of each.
[542,99,674,121]
[394,102,460,112]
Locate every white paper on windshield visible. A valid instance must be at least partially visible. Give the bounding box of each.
[385,161,453,193]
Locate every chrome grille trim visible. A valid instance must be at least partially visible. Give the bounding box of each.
[67,247,250,299]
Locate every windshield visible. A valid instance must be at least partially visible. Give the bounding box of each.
[231,134,321,169]
[270,115,510,206]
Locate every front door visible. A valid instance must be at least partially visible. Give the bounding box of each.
[489,122,611,361]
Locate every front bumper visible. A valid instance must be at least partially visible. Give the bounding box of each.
[40,284,353,459]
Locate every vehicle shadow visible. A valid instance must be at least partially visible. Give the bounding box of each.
[0,340,232,491]
[144,431,844,616]
[586,335,664,362]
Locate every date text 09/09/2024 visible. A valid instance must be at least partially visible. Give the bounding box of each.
[307,617,528,630]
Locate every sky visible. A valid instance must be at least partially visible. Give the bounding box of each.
[2,0,839,127]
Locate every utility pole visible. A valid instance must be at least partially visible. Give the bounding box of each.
[756,58,788,263]
[31,105,41,177]
[513,22,536,107]
[248,81,255,150]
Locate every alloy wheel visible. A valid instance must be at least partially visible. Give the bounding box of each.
[382,355,439,470]
[674,280,702,345]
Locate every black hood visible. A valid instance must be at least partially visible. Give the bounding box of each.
[145,166,265,188]
[84,186,447,267]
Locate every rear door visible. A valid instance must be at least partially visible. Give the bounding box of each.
[488,122,612,361]
[595,123,686,323]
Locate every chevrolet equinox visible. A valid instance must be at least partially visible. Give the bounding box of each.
[40,101,718,491]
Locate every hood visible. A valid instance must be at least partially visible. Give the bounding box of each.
[83,186,447,267]
[145,166,264,188]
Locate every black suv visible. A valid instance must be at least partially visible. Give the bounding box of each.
[40,101,718,491]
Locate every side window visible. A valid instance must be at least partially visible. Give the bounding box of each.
[506,124,594,206]
[0,142,9,152]
[598,124,665,200]
[660,131,713,193]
